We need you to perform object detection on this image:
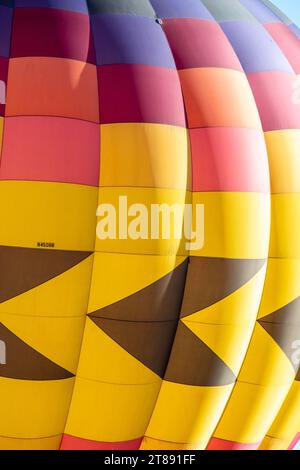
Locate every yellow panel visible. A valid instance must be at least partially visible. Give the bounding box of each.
[95,189,270,258]
[257,258,300,319]
[182,266,267,393]
[214,381,291,443]
[77,318,160,384]
[238,323,295,386]
[259,436,289,450]
[88,253,186,313]
[0,377,74,438]
[0,435,62,450]
[0,255,94,317]
[262,381,300,445]
[100,123,191,190]
[95,187,189,256]
[265,130,300,194]
[145,380,233,446]
[186,264,266,326]
[269,194,300,259]
[0,181,98,251]
[0,312,85,373]
[192,192,270,259]
[64,377,161,442]
[140,437,197,450]
[183,320,255,376]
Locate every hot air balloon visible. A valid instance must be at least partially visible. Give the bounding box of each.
[0,0,299,451]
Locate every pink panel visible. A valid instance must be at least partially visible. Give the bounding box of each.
[265,23,300,74]
[247,71,300,131]
[0,116,100,186]
[162,18,242,71]
[207,437,261,450]
[60,434,142,450]
[190,127,269,193]
[288,432,300,450]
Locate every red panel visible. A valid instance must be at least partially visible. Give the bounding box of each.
[98,64,186,126]
[0,116,100,186]
[163,18,242,71]
[190,127,269,193]
[207,437,261,450]
[11,8,95,63]
[265,23,300,74]
[248,71,300,131]
[60,434,142,450]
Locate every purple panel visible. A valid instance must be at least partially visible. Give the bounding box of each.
[289,23,300,40]
[240,0,282,23]
[221,21,293,73]
[0,6,13,57]
[150,0,214,20]
[15,0,88,13]
[91,14,175,68]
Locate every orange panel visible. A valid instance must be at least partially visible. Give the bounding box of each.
[6,57,99,122]
[179,67,261,129]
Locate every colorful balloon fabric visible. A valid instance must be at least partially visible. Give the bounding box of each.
[0,0,299,451]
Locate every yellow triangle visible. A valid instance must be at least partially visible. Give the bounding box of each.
[183,319,254,375]
[184,263,266,326]
[257,258,300,320]
[238,323,295,386]
[0,255,93,318]
[0,311,84,374]
[77,318,160,385]
[88,253,187,313]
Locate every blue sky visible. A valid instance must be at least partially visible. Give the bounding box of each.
[271,0,300,26]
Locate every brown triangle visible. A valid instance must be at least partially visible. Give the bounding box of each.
[258,322,300,371]
[88,316,178,378]
[258,297,300,371]
[181,257,266,317]
[0,323,73,380]
[164,322,236,386]
[0,246,92,303]
[259,296,300,325]
[296,367,300,382]
[89,260,188,322]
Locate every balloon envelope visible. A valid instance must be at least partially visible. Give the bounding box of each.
[0,0,299,451]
